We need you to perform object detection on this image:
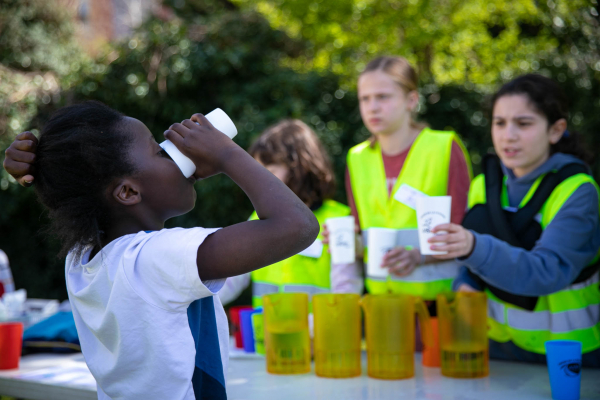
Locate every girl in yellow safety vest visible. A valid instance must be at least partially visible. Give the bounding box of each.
[338,56,472,303]
[218,119,363,308]
[430,74,600,367]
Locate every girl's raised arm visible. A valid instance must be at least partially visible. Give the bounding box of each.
[165,114,320,281]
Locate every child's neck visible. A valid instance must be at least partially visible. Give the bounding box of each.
[89,218,165,259]
[378,124,421,156]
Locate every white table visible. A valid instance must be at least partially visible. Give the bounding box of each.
[0,352,599,400]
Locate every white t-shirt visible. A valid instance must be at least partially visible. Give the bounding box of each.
[65,228,228,400]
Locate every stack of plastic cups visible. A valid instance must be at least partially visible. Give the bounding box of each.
[229,306,253,349]
[251,311,265,355]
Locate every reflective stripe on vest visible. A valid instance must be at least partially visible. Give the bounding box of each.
[488,273,600,334]
[469,172,600,354]
[252,282,279,297]
[348,131,472,299]
[250,200,351,308]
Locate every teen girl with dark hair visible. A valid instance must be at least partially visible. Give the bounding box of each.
[428,74,600,367]
[218,119,362,307]
[3,102,319,398]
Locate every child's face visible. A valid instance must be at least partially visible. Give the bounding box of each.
[492,94,563,177]
[358,70,417,136]
[123,117,197,220]
[257,159,289,184]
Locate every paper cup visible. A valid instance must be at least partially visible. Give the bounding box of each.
[367,228,398,279]
[160,108,238,178]
[416,196,451,255]
[205,108,238,139]
[326,216,355,264]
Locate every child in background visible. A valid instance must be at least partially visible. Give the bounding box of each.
[335,56,472,302]
[218,119,362,308]
[432,74,600,367]
[3,102,319,399]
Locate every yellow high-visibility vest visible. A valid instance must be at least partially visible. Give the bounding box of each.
[468,172,600,354]
[347,128,472,299]
[250,199,351,308]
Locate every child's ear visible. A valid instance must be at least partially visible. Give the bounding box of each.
[112,178,142,206]
[548,118,567,145]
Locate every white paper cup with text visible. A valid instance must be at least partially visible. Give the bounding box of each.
[416,196,452,255]
[326,216,356,264]
[366,228,398,279]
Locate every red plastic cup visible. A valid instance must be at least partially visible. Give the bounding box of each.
[229,306,253,349]
[0,322,23,370]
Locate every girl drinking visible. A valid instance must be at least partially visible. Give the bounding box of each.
[3,102,320,397]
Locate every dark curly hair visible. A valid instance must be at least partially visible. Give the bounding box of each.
[34,101,136,258]
[491,74,593,165]
[248,119,335,208]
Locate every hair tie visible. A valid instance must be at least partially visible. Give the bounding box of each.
[562,130,570,138]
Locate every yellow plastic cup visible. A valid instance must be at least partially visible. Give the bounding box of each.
[313,294,361,378]
[437,292,489,378]
[361,294,432,380]
[263,293,311,374]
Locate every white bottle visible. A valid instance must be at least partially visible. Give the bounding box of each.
[159,108,238,178]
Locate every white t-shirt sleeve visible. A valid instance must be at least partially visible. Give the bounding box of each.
[123,227,224,312]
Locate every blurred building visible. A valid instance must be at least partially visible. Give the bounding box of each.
[62,0,163,54]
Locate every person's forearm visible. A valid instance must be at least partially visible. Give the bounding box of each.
[463,184,600,296]
[464,232,587,296]
[222,147,314,232]
[196,148,319,280]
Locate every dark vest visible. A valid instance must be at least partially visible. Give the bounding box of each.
[461,155,599,311]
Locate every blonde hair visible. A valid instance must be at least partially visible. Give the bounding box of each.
[360,56,427,144]
[248,119,335,208]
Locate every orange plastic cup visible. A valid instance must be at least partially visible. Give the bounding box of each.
[422,317,441,367]
[0,322,23,370]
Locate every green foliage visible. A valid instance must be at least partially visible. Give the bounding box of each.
[0,0,92,300]
[232,0,600,86]
[77,10,365,228]
[0,0,92,150]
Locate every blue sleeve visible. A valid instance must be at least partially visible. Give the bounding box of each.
[451,265,483,292]
[461,183,600,296]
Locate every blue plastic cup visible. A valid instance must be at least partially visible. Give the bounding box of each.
[545,340,582,400]
[240,309,260,353]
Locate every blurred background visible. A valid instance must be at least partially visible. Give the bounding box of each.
[0,0,599,301]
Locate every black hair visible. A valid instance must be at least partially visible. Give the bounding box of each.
[34,101,136,258]
[490,74,593,165]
